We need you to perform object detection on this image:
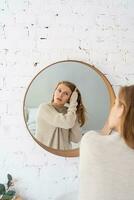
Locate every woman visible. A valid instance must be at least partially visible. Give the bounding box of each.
[35,81,86,150]
[79,85,134,200]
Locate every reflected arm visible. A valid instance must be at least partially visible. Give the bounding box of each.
[37,103,77,129]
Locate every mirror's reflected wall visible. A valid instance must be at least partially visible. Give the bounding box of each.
[24,61,110,140]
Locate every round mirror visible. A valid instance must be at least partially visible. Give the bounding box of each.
[23,60,115,157]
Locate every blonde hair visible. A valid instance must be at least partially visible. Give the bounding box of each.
[52,81,86,127]
[118,85,134,149]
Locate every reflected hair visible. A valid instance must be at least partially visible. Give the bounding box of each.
[118,85,134,149]
[52,81,86,127]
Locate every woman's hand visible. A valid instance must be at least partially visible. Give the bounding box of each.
[65,89,78,110]
[69,88,78,107]
[100,119,112,135]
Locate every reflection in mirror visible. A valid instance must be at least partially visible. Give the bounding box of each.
[35,81,86,150]
[23,60,115,156]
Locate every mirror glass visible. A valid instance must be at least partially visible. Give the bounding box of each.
[23,60,115,156]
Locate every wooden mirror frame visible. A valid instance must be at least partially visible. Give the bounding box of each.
[23,60,115,157]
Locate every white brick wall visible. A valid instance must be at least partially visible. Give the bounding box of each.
[0,0,134,199]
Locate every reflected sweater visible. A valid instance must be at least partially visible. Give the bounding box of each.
[35,103,82,150]
[79,130,134,200]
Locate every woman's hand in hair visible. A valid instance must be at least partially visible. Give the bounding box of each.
[64,89,78,112]
[69,88,78,106]
[100,119,112,135]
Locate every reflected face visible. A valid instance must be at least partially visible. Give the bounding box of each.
[53,84,72,106]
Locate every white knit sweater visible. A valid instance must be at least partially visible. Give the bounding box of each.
[79,130,134,200]
[35,103,82,150]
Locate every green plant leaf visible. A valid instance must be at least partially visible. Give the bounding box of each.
[0,184,6,195]
[1,194,13,200]
[7,174,12,182]
[7,174,13,189]
[1,190,16,200]
[6,190,16,196]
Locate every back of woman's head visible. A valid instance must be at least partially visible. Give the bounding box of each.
[118,85,134,149]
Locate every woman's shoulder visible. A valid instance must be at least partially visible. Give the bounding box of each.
[37,103,53,113]
[80,130,121,150]
[82,130,101,142]
[38,102,52,109]
[81,130,100,146]
[80,130,103,156]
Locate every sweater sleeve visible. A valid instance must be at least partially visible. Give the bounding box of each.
[79,132,97,200]
[37,103,77,129]
[69,119,82,143]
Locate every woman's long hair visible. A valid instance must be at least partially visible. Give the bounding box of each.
[118,85,134,149]
[51,81,86,127]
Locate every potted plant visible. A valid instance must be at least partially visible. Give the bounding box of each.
[0,174,16,200]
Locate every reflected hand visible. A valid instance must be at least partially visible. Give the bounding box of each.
[69,88,78,106]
